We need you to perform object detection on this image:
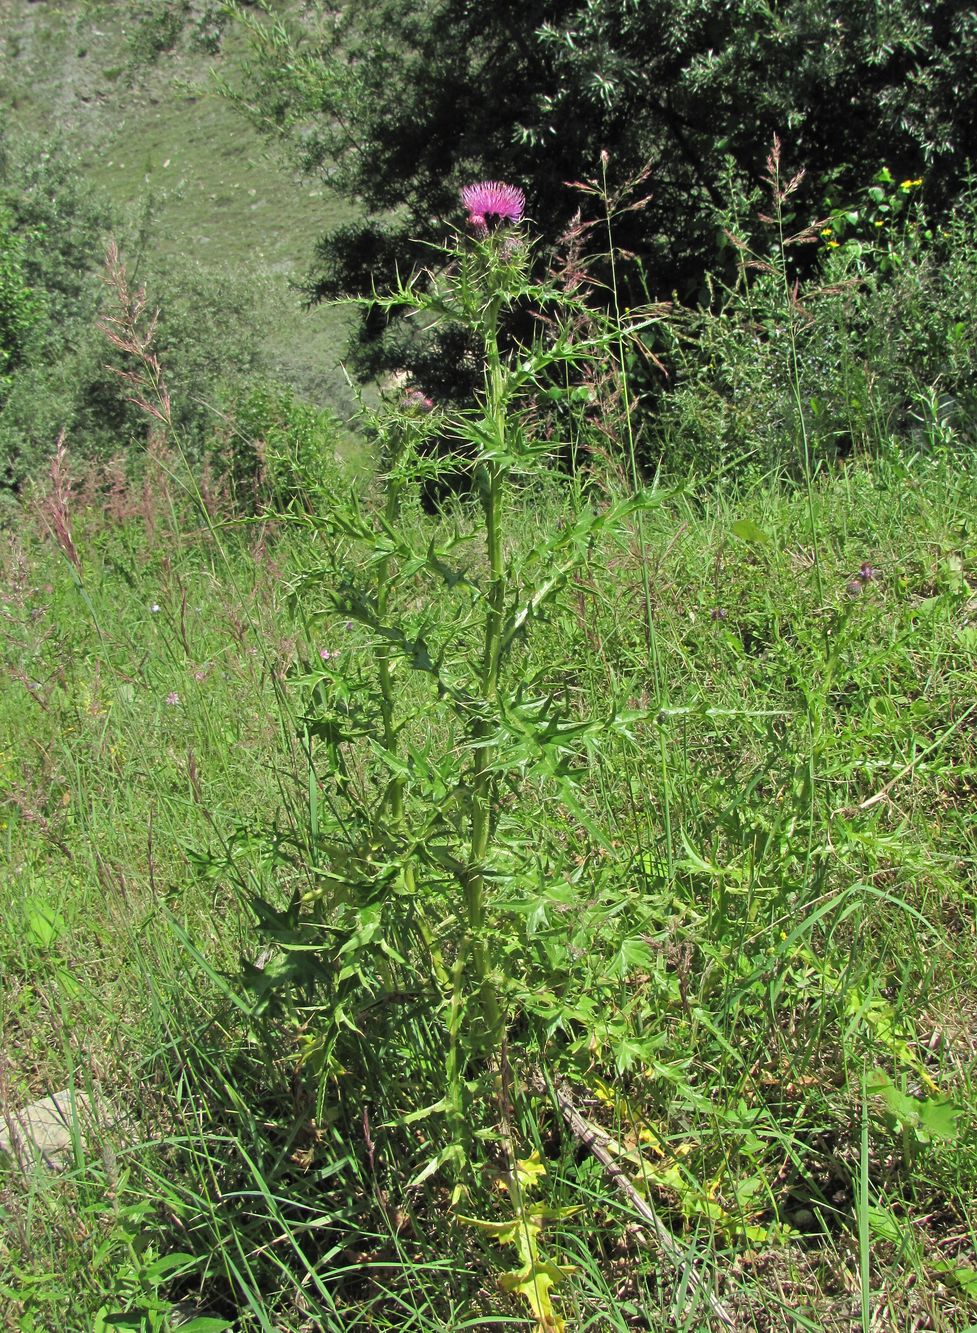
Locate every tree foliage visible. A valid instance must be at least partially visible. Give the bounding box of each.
[227,0,977,387]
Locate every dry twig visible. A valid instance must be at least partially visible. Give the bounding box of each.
[529,1068,735,1328]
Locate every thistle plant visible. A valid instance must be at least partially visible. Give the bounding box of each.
[256,179,670,1215]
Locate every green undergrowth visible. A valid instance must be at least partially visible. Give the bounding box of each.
[1,442,976,1330]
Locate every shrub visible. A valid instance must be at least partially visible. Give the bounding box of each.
[0,207,41,405]
[652,164,977,479]
[0,133,278,499]
[206,379,349,513]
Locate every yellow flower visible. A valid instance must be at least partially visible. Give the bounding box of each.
[827,239,840,249]
[900,178,923,191]
[874,219,885,227]
[820,226,833,237]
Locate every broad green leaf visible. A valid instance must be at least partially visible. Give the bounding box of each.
[25,900,65,949]
[866,1070,962,1140]
[142,1251,196,1283]
[916,1095,962,1141]
[175,1320,235,1333]
[931,1261,977,1297]
[866,1204,903,1243]
[731,518,770,544]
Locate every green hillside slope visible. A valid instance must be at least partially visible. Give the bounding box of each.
[0,0,356,410]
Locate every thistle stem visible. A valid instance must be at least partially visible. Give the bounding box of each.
[465,299,506,1051]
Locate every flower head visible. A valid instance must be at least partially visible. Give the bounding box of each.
[165,691,181,706]
[402,388,434,413]
[461,181,525,236]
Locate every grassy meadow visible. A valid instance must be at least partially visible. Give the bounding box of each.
[2,5,977,1333]
[2,432,977,1330]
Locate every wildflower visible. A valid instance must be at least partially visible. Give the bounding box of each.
[402,388,434,412]
[150,603,161,613]
[319,648,338,662]
[710,607,727,622]
[460,181,525,236]
[820,226,833,237]
[845,579,864,598]
[165,691,180,706]
[900,178,923,191]
[858,562,877,583]
[827,240,840,249]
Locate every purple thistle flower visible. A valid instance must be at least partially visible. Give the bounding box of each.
[461,181,525,236]
[165,691,181,706]
[402,388,434,412]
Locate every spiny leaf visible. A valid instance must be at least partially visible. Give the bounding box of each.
[499,1259,572,1332]
[515,1151,547,1191]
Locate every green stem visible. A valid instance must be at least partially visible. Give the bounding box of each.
[465,301,506,1051]
[600,157,674,880]
[376,442,415,897]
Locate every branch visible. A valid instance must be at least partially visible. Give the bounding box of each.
[528,1069,734,1328]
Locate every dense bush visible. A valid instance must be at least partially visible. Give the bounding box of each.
[0,134,112,491]
[205,379,349,512]
[0,207,39,402]
[653,169,977,477]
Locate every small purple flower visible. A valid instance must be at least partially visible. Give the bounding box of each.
[858,562,877,583]
[319,648,338,662]
[461,181,525,236]
[165,691,181,706]
[403,388,434,413]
